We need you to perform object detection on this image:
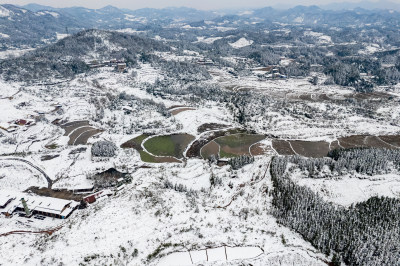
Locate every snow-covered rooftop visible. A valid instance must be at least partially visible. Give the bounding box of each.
[0,190,79,217]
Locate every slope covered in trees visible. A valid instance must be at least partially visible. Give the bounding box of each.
[270,151,400,265]
[0,29,170,82]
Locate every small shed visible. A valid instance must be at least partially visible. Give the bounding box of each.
[117,63,127,72]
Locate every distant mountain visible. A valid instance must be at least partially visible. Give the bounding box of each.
[1,4,219,47]
[321,1,400,11]
[21,3,58,12]
[228,5,400,26]
[0,4,80,47]
[128,7,219,22]
[2,3,400,49]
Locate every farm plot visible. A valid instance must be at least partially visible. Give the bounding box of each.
[170,107,196,115]
[186,128,248,158]
[60,121,90,136]
[197,123,231,134]
[121,134,181,163]
[290,140,330,158]
[250,143,275,156]
[273,135,400,158]
[144,134,195,159]
[121,134,149,150]
[26,187,87,201]
[200,140,219,159]
[288,93,332,102]
[214,134,265,158]
[378,135,400,147]
[73,129,103,145]
[337,135,394,149]
[329,140,341,150]
[272,140,296,156]
[60,121,102,146]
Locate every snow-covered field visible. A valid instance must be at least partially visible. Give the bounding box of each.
[0,156,329,265]
[229,38,253,49]
[295,173,400,206]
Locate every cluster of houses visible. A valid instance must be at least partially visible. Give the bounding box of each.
[0,119,36,133]
[255,66,287,79]
[197,58,214,65]
[87,59,127,73]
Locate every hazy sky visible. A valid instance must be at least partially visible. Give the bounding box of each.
[0,0,387,10]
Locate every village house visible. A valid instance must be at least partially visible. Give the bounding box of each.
[0,191,79,219]
[116,63,127,72]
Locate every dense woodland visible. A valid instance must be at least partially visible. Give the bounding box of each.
[270,151,400,265]
[2,12,400,88]
[91,140,117,157]
[283,148,400,177]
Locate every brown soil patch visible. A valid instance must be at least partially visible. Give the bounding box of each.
[171,107,196,115]
[329,140,341,150]
[337,135,397,149]
[319,94,331,101]
[168,105,187,110]
[290,140,330,158]
[153,156,182,163]
[353,92,393,100]
[256,67,274,72]
[41,155,60,161]
[197,123,231,134]
[220,145,250,157]
[337,135,368,149]
[74,129,103,145]
[61,121,90,136]
[216,134,265,158]
[272,140,296,155]
[250,143,273,156]
[201,141,220,159]
[364,136,395,149]
[67,127,95,145]
[378,135,400,147]
[186,128,247,158]
[26,186,87,201]
[299,94,313,101]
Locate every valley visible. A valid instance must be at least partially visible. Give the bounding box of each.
[0,3,399,266]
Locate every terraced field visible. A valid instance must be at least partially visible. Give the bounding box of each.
[250,143,275,156]
[272,135,400,158]
[290,140,330,158]
[121,134,181,163]
[61,121,90,136]
[170,107,196,115]
[200,140,219,159]
[143,134,195,159]
[60,121,103,146]
[272,140,296,156]
[197,123,231,134]
[213,134,265,158]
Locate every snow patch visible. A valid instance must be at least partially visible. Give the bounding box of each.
[196,36,223,44]
[229,38,253,49]
[0,6,11,17]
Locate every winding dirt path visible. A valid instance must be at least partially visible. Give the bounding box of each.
[0,225,63,237]
[215,159,271,209]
